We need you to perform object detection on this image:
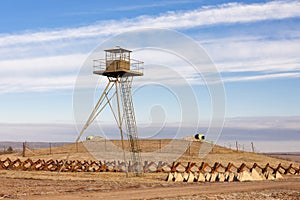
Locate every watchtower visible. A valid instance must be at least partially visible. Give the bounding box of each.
[77,46,144,176]
[93,46,143,77]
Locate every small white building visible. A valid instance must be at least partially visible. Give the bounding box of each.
[86,136,105,141]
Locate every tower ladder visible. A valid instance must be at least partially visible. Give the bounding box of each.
[119,76,143,175]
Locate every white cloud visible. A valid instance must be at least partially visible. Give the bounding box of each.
[0,54,88,93]
[205,38,300,63]
[0,54,86,75]
[1,38,300,93]
[0,1,300,93]
[0,75,76,93]
[0,1,299,46]
[105,0,196,12]
[217,58,300,73]
[202,36,300,78]
[223,72,300,83]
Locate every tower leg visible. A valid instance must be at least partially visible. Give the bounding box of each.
[115,81,128,176]
[75,81,112,143]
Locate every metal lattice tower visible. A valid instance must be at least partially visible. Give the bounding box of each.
[119,77,142,173]
[76,46,144,176]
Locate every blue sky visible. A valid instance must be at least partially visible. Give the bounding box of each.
[0,0,299,152]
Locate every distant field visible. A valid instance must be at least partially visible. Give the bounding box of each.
[266,153,300,163]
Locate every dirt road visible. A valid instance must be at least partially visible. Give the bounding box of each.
[28,178,300,200]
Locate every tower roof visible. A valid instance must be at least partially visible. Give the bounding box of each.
[104,46,132,53]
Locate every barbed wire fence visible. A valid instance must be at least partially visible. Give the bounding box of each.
[23,142,73,157]
[222,141,258,153]
[21,139,260,159]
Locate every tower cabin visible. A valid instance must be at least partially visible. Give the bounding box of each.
[93,46,143,78]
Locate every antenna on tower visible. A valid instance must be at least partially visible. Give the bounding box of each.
[77,46,144,176]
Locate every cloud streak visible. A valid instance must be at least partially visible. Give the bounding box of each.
[0,75,76,93]
[0,1,300,93]
[0,54,86,75]
[1,37,300,93]
[0,1,299,46]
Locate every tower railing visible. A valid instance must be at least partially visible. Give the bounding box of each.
[93,59,144,74]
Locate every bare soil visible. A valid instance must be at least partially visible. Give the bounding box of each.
[0,171,299,200]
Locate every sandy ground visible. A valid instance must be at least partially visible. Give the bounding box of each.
[0,170,299,200]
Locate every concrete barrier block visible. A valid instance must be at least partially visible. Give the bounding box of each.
[165,172,174,182]
[197,173,205,182]
[186,172,195,182]
[217,173,225,182]
[174,172,184,182]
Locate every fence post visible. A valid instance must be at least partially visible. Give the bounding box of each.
[22,142,26,157]
[159,139,162,152]
[49,143,52,154]
[236,141,239,152]
[251,142,254,152]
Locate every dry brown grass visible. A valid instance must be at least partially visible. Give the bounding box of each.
[1,139,298,168]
